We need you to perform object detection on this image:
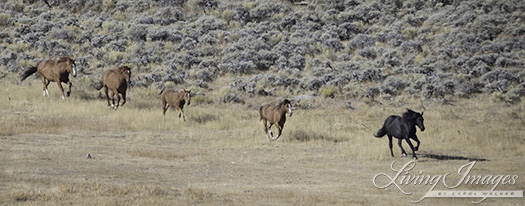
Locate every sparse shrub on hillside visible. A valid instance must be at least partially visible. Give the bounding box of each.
[320,85,338,98]
[272,41,296,58]
[128,24,149,41]
[300,77,324,91]
[190,15,226,34]
[104,39,128,52]
[107,51,129,64]
[153,7,182,25]
[116,0,151,13]
[505,82,525,103]
[38,40,71,57]
[455,77,483,98]
[249,0,290,22]
[256,50,278,71]
[481,69,515,93]
[0,13,11,27]
[400,40,423,53]
[288,54,305,70]
[221,46,258,74]
[380,76,409,96]
[187,65,217,82]
[323,38,345,52]
[356,68,384,82]
[495,56,523,68]
[156,0,187,7]
[148,27,183,42]
[357,47,377,59]
[348,34,376,50]
[422,74,458,98]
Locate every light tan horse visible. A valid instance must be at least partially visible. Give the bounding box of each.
[20,56,77,99]
[259,99,293,142]
[160,89,191,121]
[94,66,131,110]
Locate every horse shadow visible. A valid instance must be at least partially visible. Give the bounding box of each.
[421,153,488,161]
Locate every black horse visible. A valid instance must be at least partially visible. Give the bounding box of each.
[374,109,425,159]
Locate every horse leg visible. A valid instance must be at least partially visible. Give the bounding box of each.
[114,90,120,110]
[262,119,270,142]
[162,103,169,122]
[180,109,186,122]
[268,123,274,139]
[405,137,418,160]
[110,92,116,109]
[120,91,126,106]
[388,135,394,157]
[104,86,111,108]
[412,135,420,151]
[41,77,50,97]
[56,81,65,100]
[66,81,72,97]
[273,124,283,140]
[398,138,407,157]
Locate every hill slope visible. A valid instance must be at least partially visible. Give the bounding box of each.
[1,0,524,103]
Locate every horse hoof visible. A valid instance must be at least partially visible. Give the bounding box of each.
[413,156,418,160]
[402,153,407,157]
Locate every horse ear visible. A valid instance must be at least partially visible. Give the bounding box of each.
[421,111,424,116]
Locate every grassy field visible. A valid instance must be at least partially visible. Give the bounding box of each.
[1,76,524,205]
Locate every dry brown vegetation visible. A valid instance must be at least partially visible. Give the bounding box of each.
[1,77,524,205]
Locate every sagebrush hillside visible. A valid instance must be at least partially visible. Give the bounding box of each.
[1,0,524,103]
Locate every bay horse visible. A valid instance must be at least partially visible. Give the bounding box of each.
[160,89,191,121]
[259,99,293,142]
[94,66,131,110]
[374,109,425,159]
[20,56,77,99]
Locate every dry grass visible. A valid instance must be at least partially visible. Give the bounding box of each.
[1,77,524,205]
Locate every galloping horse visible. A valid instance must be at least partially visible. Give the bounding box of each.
[374,109,425,159]
[94,66,131,110]
[160,89,191,121]
[259,99,293,142]
[20,56,77,99]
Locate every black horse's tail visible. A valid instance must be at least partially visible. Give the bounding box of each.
[93,81,103,90]
[374,127,386,138]
[259,106,264,121]
[20,66,38,82]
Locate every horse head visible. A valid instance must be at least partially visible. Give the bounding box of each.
[59,56,77,77]
[119,66,132,82]
[183,89,191,105]
[416,111,425,131]
[406,109,425,132]
[281,99,293,117]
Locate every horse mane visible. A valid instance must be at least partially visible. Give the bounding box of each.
[56,56,72,63]
[278,99,291,107]
[402,109,420,121]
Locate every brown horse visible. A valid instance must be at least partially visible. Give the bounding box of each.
[160,89,191,122]
[259,99,293,142]
[94,66,131,110]
[20,56,77,99]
